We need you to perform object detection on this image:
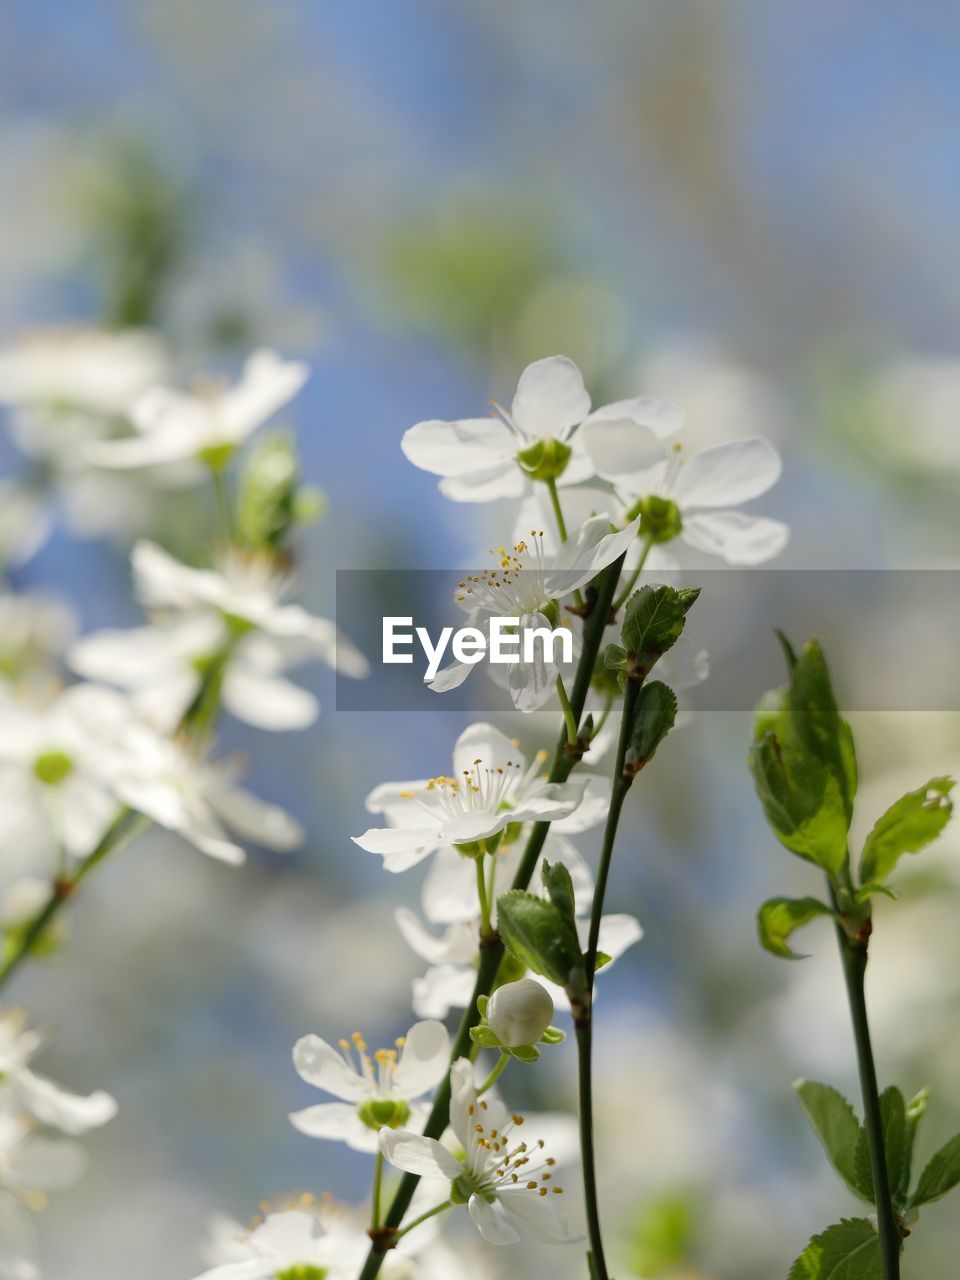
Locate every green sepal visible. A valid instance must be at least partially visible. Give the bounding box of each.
[516,436,572,481]
[469,1025,501,1049]
[540,1026,565,1044]
[758,897,833,960]
[508,1043,541,1063]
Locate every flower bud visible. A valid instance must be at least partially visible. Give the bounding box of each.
[486,978,554,1048]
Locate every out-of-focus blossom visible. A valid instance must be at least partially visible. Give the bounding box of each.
[352,723,586,872]
[0,594,76,687]
[429,516,639,711]
[85,350,308,477]
[0,684,136,864]
[69,540,367,733]
[402,353,679,503]
[581,415,788,566]
[0,1009,117,1135]
[0,483,52,571]
[191,1207,363,1280]
[380,1057,580,1245]
[486,978,555,1048]
[289,1019,449,1152]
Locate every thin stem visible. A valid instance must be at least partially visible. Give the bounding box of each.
[0,810,151,995]
[371,1152,384,1232]
[393,1200,453,1241]
[355,555,627,1280]
[477,1051,509,1096]
[475,853,492,941]
[591,694,615,744]
[556,674,579,747]
[575,677,640,1280]
[545,477,568,542]
[833,905,901,1278]
[612,534,654,614]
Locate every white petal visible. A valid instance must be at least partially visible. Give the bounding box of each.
[412,965,476,1020]
[579,418,669,482]
[591,912,644,963]
[498,1185,580,1242]
[395,907,463,964]
[211,786,304,850]
[291,1035,367,1101]
[440,811,507,846]
[511,356,590,441]
[401,418,517,477]
[544,514,641,598]
[379,1128,461,1181]
[421,847,478,923]
[191,1261,270,1280]
[468,1194,520,1245]
[427,659,474,693]
[452,722,522,777]
[288,1102,374,1150]
[393,1020,450,1097]
[681,510,789,564]
[14,1070,117,1135]
[582,395,684,438]
[7,1135,88,1190]
[220,350,309,442]
[0,1194,39,1280]
[221,668,319,731]
[672,436,781,508]
[351,827,440,872]
[550,775,610,834]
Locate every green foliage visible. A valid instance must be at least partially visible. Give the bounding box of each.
[749,736,850,873]
[788,1219,881,1280]
[910,1132,960,1208]
[794,1081,870,1202]
[620,585,700,673]
[853,1088,907,1206]
[859,777,954,885]
[628,1194,694,1276]
[758,897,833,960]
[624,681,677,776]
[237,431,321,552]
[497,866,583,992]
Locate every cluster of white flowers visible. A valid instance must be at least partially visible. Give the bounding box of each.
[0,339,788,1280]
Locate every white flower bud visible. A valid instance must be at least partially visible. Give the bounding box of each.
[486,978,554,1048]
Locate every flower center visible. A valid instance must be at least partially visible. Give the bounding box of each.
[516,436,572,481]
[625,494,683,544]
[276,1268,327,1280]
[463,1102,566,1203]
[456,533,550,616]
[33,749,74,786]
[339,1031,410,1106]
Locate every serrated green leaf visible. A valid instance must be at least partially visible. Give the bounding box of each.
[624,680,677,775]
[759,898,833,960]
[910,1131,960,1207]
[621,584,699,669]
[496,890,581,988]
[604,643,627,671]
[853,1087,906,1207]
[787,639,857,822]
[788,1219,881,1280]
[749,735,850,873]
[794,1081,868,1201]
[540,860,577,928]
[859,777,954,885]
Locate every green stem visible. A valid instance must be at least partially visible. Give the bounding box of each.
[545,477,568,542]
[833,904,901,1278]
[371,1151,384,1232]
[477,1051,509,1096]
[612,535,654,614]
[475,853,493,941]
[355,555,627,1280]
[590,695,614,748]
[556,674,579,747]
[212,469,235,544]
[393,1200,453,1241]
[575,677,640,1280]
[0,810,151,995]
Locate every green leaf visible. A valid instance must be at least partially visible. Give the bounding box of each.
[496,890,582,988]
[787,639,857,822]
[899,1087,929,1203]
[749,735,850,873]
[540,860,577,927]
[794,1081,868,1201]
[624,681,677,775]
[853,1087,906,1206]
[788,1219,881,1280]
[910,1131,960,1207]
[859,777,954,885]
[759,898,833,960]
[603,643,627,671]
[621,584,699,672]
[854,883,900,904]
[628,1195,693,1276]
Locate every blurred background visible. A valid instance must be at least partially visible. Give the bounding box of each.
[2,2,960,1276]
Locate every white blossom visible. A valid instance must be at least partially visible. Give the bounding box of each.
[380,1058,580,1245]
[402,353,680,503]
[0,1009,117,1136]
[289,1019,450,1153]
[486,979,555,1048]
[352,723,586,872]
